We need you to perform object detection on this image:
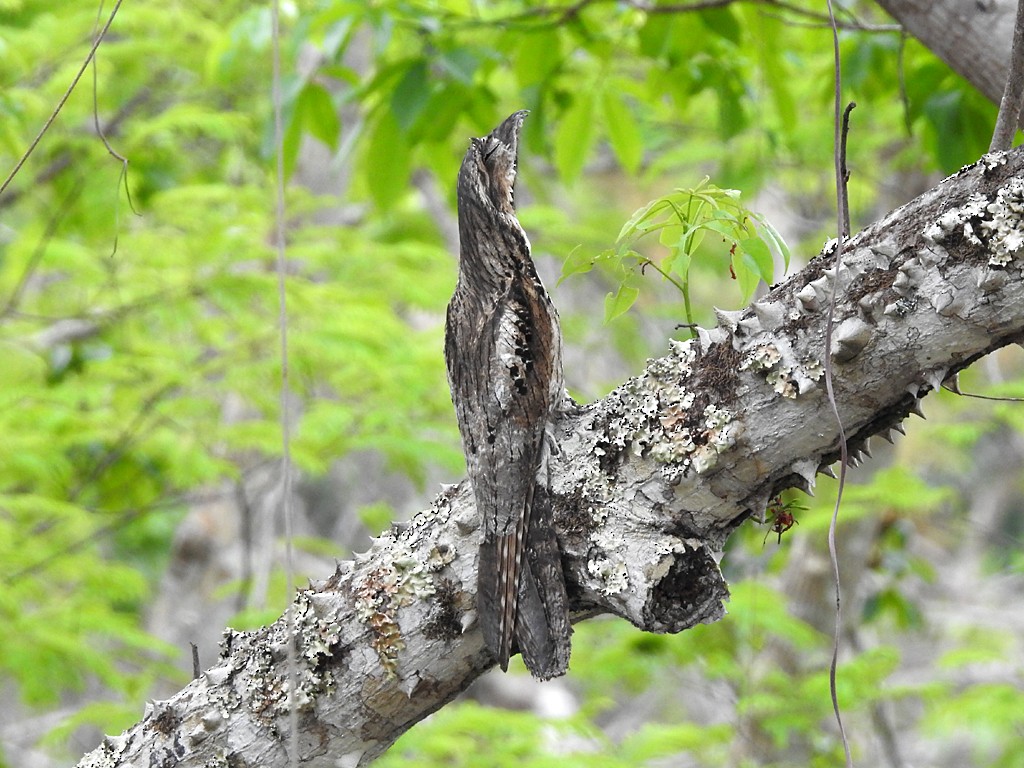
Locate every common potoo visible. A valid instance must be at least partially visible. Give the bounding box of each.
[445,111,572,679]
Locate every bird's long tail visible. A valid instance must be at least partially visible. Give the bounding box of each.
[478,499,527,672]
[477,486,571,679]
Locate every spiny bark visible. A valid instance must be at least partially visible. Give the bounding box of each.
[79,148,1024,768]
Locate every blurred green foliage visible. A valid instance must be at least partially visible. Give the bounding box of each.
[0,0,1019,766]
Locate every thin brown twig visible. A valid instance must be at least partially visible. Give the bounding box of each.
[949,390,1024,402]
[90,0,140,255]
[757,11,899,32]
[0,87,153,212]
[419,0,897,33]
[990,0,1024,151]
[823,0,853,765]
[270,2,300,766]
[0,0,125,197]
[839,102,856,238]
[91,1,138,202]
[91,24,134,177]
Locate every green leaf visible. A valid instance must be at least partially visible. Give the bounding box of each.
[863,587,924,629]
[44,701,139,747]
[700,217,740,241]
[669,250,691,281]
[637,13,673,60]
[753,213,792,270]
[602,91,643,174]
[739,236,774,283]
[714,75,746,139]
[297,80,341,151]
[676,218,708,256]
[358,502,395,535]
[604,283,640,323]
[699,7,742,45]
[755,13,797,134]
[554,91,597,182]
[657,224,684,249]
[558,245,596,284]
[732,249,760,303]
[417,84,471,143]
[617,198,668,241]
[921,85,996,172]
[364,109,411,209]
[390,59,430,133]
[938,632,1012,669]
[437,47,479,85]
[621,722,728,761]
[514,28,562,87]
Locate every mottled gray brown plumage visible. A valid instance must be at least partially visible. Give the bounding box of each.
[444,111,572,679]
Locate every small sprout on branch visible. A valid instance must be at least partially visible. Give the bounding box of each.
[559,177,791,331]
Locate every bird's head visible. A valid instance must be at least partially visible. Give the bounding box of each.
[458,110,528,217]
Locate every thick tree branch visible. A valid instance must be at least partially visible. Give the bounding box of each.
[78,147,1024,767]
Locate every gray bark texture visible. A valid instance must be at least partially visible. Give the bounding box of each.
[77,148,1024,768]
[876,0,1016,106]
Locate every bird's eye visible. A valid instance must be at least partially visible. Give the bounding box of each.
[482,138,500,160]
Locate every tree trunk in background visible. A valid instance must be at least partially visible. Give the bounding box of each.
[876,0,1015,106]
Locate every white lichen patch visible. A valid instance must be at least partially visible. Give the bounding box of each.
[647,403,737,472]
[802,359,824,381]
[689,443,720,475]
[925,177,1024,266]
[650,427,694,463]
[704,404,731,430]
[587,524,631,595]
[982,151,1008,172]
[694,406,741,472]
[765,366,796,398]
[703,405,738,454]
[740,341,821,399]
[353,541,436,677]
[578,336,744,491]
[425,543,455,570]
[587,555,629,595]
[668,337,698,373]
[740,342,781,372]
[553,335,743,625]
[297,593,344,671]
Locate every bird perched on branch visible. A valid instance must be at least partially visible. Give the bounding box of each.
[444,111,572,679]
